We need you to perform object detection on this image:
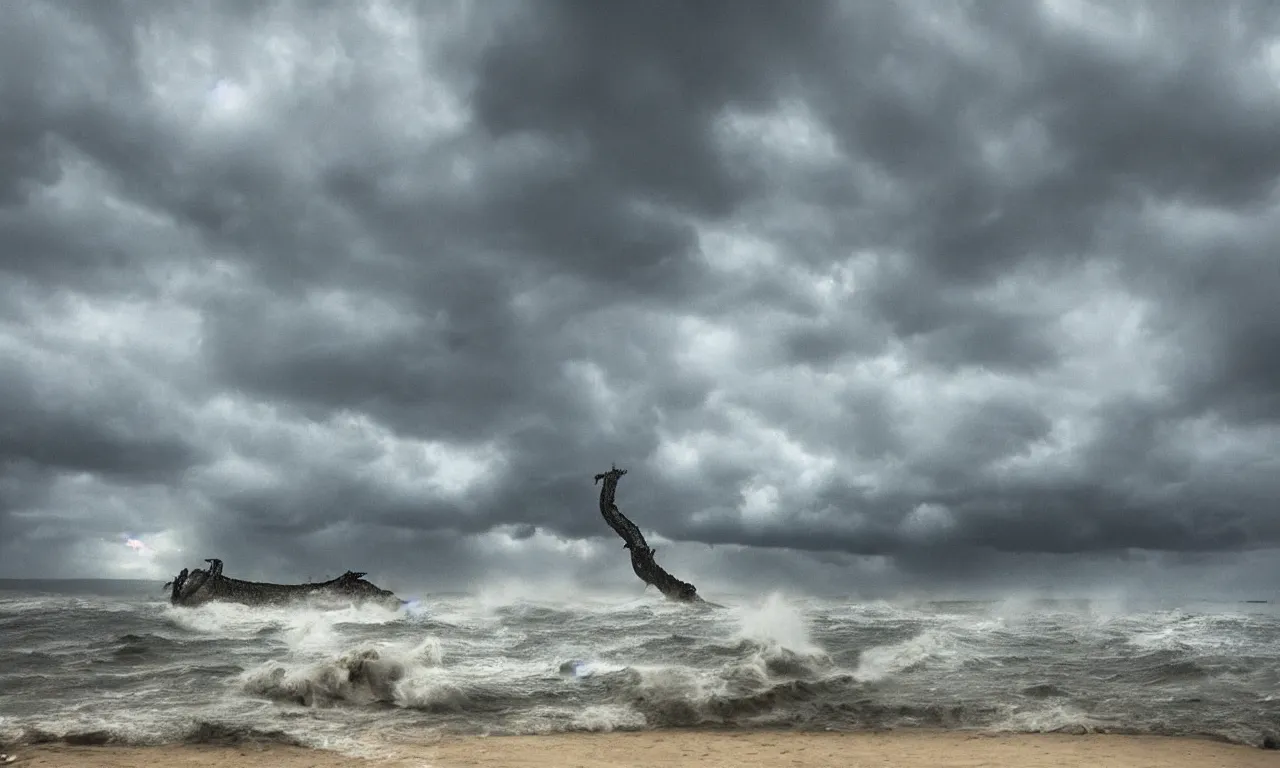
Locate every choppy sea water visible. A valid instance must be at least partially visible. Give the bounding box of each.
[1,579,1278,753]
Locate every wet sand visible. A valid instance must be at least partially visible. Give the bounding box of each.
[10,730,1280,768]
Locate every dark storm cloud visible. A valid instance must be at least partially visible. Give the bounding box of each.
[472,1,826,212]
[0,384,197,483]
[2,0,1278,593]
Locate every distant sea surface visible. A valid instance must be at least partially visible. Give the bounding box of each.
[2,579,1278,753]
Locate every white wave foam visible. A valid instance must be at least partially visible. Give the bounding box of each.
[853,629,962,682]
[561,659,628,678]
[394,652,555,711]
[241,636,445,708]
[993,701,1108,735]
[632,664,719,704]
[1118,612,1267,657]
[730,591,825,656]
[238,632,573,715]
[162,601,403,641]
[570,704,645,732]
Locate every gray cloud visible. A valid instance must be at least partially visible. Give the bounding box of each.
[2,0,1279,597]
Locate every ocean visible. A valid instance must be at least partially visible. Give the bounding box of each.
[1,580,1278,753]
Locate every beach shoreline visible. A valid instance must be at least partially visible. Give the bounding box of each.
[9,730,1280,768]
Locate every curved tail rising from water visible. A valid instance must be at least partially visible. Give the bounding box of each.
[594,464,700,602]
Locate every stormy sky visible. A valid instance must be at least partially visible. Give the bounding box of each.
[3,0,1279,598]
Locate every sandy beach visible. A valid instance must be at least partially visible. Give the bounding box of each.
[10,731,1280,768]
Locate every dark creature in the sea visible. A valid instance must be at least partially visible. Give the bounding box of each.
[163,567,189,602]
[164,558,402,609]
[594,465,700,602]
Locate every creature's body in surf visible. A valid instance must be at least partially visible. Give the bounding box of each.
[594,465,701,602]
[165,558,402,609]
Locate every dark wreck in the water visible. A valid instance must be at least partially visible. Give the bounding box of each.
[594,465,700,602]
[165,558,402,609]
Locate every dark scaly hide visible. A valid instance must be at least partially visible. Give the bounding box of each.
[166,559,402,609]
[593,465,700,602]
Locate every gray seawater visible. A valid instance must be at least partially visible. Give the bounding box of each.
[2,579,1278,753]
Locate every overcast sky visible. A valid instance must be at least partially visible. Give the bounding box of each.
[3,0,1279,599]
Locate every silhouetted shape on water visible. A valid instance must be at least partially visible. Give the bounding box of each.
[165,558,401,608]
[594,465,700,602]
